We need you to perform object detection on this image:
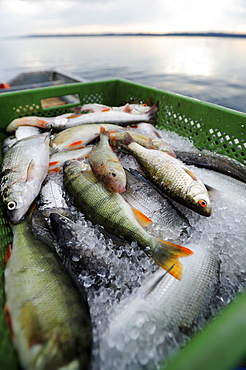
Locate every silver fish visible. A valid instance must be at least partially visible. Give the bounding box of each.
[100,246,219,370]
[50,123,124,152]
[76,103,153,115]
[37,174,71,218]
[15,126,42,141]
[2,127,42,154]
[48,102,158,130]
[0,134,50,224]
[49,146,93,172]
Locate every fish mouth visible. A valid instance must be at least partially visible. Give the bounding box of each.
[115,184,126,193]
[195,202,212,217]
[6,209,25,225]
[108,182,126,193]
[200,207,212,217]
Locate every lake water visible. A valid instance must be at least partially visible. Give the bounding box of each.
[0,35,246,113]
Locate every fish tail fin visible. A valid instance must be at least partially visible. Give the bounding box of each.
[100,126,106,134]
[146,101,159,123]
[100,126,110,139]
[122,103,132,113]
[117,132,135,150]
[151,239,193,280]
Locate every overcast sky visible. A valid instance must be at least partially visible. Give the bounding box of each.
[1,0,246,37]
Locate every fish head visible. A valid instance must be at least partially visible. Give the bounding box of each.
[188,183,212,217]
[3,183,35,224]
[103,166,127,193]
[4,194,27,224]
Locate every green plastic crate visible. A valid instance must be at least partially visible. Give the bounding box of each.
[0,79,245,370]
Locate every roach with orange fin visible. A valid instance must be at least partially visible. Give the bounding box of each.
[50,123,124,152]
[115,132,212,216]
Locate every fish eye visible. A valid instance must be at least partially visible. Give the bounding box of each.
[7,201,17,210]
[199,199,207,208]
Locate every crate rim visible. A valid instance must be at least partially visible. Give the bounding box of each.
[1,77,246,118]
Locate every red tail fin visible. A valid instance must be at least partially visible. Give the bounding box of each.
[151,239,193,280]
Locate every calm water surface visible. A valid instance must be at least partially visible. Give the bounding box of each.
[0,36,246,113]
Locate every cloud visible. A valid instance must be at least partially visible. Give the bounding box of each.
[0,0,246,37]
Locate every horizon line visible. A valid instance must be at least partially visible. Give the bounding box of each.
[23,31,246,38]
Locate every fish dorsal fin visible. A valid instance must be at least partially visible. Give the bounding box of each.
[132,207,152,226]
[100,126,107,134]
[184,167,198,181]
[123,104,132,113]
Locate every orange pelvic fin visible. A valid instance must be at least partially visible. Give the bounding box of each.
[68,140,84,149]
[49,161,61,172]
[49,160,59,167]
[4,244,12,265]
[132,207,152,227]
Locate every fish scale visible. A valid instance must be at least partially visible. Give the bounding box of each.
[63,160,193,280]
[0,134,50,224]
[100,247,219,370]
[123,138,212,216]
[4,214,93,370]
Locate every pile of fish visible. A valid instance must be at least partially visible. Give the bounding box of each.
[1,101,246,370]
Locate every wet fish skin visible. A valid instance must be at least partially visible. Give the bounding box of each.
[37,175,72,219]
[4,214,93,370]
[88,128,126,193]
[63,160,193,280]
[50,123,124,152]
[135,122,163,138]
[49,146,93,172]
[2,127,42,154]
[2,135,17,154]
[109,130,176,157]
[0,134,50,224]
[76,103,152,115]
[6,114,72,133]
[100,246,219,369]
[122,169,190,240]
[117,133,212,217]
[15,126,42,141]
[49,212,118,286]
[48,102,159,130]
